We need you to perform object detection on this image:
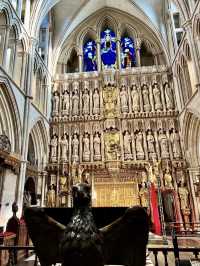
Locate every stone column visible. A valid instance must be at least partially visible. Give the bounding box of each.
[16,38,37,216]
[116,38,121,70]
[41,171,47,207]
[17,0,23,18]
[2,25,11,68]
[78,53,83,72]
[96,40,101,71]
[24,0,31,30]
[135,38,142,67]
[160,79,166,111]
[183,21,200,84]
[101,132,105,162]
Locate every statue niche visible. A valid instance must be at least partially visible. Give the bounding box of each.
[120,85,129,113]
[123,131,132,160]
[83,133,90,162]
[93,133,101,161]
[131,84,140,112]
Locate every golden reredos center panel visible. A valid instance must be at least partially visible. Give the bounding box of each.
[49,66,184,207]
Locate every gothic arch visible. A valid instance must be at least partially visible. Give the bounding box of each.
[28,119,48,170]
[182,111,200,167]
[77,27,97,48]
[0,78,22,153]
[120,23,138,40]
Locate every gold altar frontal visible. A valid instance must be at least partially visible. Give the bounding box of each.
[92,175,140,207]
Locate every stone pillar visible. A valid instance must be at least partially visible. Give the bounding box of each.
[96,40,101,71]
[12,39,20,77]
[166,130,173,160]
[16,38,37,216]
[17,0,23,18]
[183,21,200,84]
[116,39,121,70]
[188,168,200,222]
[2,25,11,68]
[41,171,47,207]
[20,51,27,90]
[78,53,83,72]
[24,0,31,30]
[135,38,141,67]
[160,79,166,111]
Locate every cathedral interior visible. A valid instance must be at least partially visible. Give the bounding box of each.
[1,0,200,265]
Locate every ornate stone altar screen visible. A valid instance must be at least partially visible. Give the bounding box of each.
[48,66,188,215]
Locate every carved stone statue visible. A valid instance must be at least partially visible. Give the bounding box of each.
[158,129,169,158]
[82,89,90,115]
[72,134,79,162]
[131,85,140,112]
[142,85,151,112]
[60,134,68,161]
[148,165,158,188]
[178,181,190,211]
[93,133,101,161]
[164,168,174,189]
[146,130,156,157]
[52,92,59,115]
[46,184,56,207]
[93,89,100,115]
[164,82,174,110]
[139,182,148,208]
[124,131,132,160]
[153,83,162,111]
[62,90,70,115]
[135,131,144,159]
[50,134,57,162]
[171,129,181,158]
[72,89,79,116]
[83,133,90,161]
[120,86,129,113]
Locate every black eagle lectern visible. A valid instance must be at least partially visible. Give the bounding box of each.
[25,182,149,266]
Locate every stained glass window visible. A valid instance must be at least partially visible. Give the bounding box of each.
[121,37,136,68]
[101,28,116,69]
[83,40,97,72]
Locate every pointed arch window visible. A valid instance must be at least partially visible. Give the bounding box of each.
[121,36,136,68]
[101,28,116,69]
[83,39,97,72]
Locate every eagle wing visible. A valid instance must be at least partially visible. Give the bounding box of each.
[24,207,66,266]
[100,206,149,266]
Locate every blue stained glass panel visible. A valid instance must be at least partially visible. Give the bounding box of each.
[83,40,97,72]
[121,37,136,68]
[101,28,116,68]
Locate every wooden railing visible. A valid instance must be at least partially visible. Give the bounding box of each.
[0,245,200,266]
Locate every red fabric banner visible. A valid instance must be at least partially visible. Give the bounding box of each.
[150,183,161,235]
